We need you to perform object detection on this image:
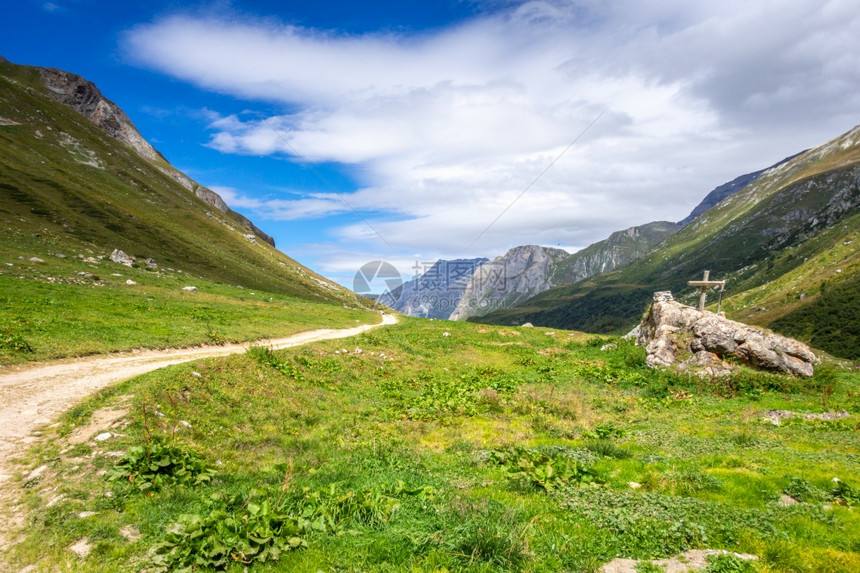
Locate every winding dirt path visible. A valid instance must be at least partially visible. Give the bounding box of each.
[0,313,397,483]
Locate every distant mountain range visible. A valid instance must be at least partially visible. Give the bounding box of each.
[377,258,487,319]
[0,58,364,305]
[384,125,859,359]
[473,125,860,359]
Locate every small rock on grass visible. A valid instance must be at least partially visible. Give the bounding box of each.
[68,538,91,558]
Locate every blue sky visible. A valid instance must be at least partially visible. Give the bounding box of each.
[2,1,859,289]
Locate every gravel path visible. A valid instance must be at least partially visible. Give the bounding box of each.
[0,313,396,484]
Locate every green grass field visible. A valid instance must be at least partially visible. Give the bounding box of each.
[0,237,377,366]
[6,318,858,571]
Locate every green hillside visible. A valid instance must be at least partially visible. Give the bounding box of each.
[0,60,376,364]
[473,126,860,359]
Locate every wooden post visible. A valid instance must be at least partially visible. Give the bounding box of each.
[687,270,726,312]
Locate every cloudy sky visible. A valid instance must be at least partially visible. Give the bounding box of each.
[2,1,859,288]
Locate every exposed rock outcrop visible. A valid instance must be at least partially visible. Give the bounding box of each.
[39,67,163,163]
[36,65,275,247]
[637,292,817,377]
[377,258,487,319]
[551,221,679,285]
[451,245,568,321]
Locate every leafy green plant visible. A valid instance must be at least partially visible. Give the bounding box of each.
[584,421,626,439]
[783,476,825,503]
[107,400,214,492]
[0,323,33,353]
[153,497,307,570]
[247,345,306,381]
[490,447,598,492]
[703,553,757,573]
[287,482,406,532]
[829,479,860,506]
[107,437,214,492]
[405,370,521,421]
[636,562,666,573]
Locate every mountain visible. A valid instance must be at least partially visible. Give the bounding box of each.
[550,221,679,285]
[0,58,361,304]
[473,125,860,359]
[377,258,488,319]
[450,245,569,320]
[444,222,678,322]
[676,153,803,227]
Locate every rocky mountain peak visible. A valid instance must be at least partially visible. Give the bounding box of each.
[38,67,162,163]
[30,63,275,247]
[450,245,569,321]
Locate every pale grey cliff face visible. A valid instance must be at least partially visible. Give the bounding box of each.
[37,66,275,247]
[450,245,568,320]
[551,221,679,285]
[377,258,487,319]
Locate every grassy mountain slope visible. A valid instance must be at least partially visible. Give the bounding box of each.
[0,59,356,302]
[0,59,376,364]
[473,126,860,359]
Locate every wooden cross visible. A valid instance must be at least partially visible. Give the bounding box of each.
[687,270,726,312]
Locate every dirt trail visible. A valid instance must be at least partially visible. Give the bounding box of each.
[0,313,396,483]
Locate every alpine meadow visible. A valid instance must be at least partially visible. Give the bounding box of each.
[1,3,859,572]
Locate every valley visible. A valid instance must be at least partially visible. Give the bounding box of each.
[0,56,857,573]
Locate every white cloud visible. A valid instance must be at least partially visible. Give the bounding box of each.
[124,0,860,271]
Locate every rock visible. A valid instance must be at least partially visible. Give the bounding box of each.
[521,322,534,328]
[637,292,816,377]
[144,258,158,269]
[27,464,48,481]
[110,249,134,267]
[68,538,91,558]
[450,246,568,321]
[182,286,198,292]
[94,432,112,442]
[442,332,451,337]
[119,525,141,541]
[28,257,45,263]
[125,279,136,285]
[652,291,674,303]
[778,494,799,507]
[78,511,99,518]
